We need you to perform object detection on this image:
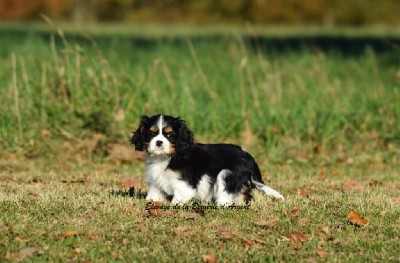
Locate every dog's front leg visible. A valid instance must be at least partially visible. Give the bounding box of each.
[171,181,196,204]
[146,186,167,202]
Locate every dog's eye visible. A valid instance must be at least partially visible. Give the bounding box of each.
[165,133,174,138]
[149,131,157,137]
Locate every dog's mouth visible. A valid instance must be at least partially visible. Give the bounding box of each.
[147,144,175,156]
[149,147,166,155]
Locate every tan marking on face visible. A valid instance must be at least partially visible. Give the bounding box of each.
[163,126,173,133]
[150,125,159,133]
[168,143,176,155]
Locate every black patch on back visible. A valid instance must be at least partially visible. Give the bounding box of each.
[168,143,263,197]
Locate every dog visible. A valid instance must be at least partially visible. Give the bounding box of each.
[131,114,284,205]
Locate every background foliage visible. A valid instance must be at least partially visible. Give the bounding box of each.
[0,27,398,164]
[1,0,400,25]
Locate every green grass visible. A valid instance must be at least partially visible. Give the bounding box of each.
[0,25,399,161]
[1,160,399,262]
[0,24,399,261]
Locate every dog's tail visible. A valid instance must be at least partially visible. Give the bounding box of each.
[250,167,285,201]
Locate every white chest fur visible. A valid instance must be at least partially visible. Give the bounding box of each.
[146,156,180,196]
[145,155,203,204]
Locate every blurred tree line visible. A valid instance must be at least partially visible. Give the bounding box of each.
[0,0,399,25]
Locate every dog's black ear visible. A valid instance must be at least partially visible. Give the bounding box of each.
[130,115,149,151]
[175,118,194,156]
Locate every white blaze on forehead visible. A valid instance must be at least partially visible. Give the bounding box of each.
[157,115,164,135]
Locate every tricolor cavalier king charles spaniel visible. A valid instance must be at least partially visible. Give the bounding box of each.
[131,114,284,205]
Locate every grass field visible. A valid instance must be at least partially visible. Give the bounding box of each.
[1,159,399,262]
[0,24,399,262]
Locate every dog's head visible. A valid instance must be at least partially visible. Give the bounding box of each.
[131,114,194,157]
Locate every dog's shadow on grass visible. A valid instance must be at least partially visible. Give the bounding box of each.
[109,187,147,199]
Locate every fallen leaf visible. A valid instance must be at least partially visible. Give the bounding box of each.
[331,205,340,214]
[62,231,78,239]
[192,207,206,217]
[120,178,140,189]
[290,207,301,213]
[316,248,327,258]
[202,254,218,263]
[331,170,340,176]
[14,236,30,243]
[83,173,93,180]
[297,217,311,225]
[175,229,196,238]
[292,243,302,250]
[269,125,281,134]
[5,247,42,261]
[348,211,368,226]
[41,129,52,137]
[315,172,326,180]
[174,226,188,235]
[145,202,177,218]
[313,145,322,154]
[284,231,309,242]
[253,217,280,228]
[242,239,253,247]
[182,212,203,220]
[0,177,18,183]
[254,238,267,244]
[327,236,340,244]
[343,180,364,191]
[202,238,213,246]
[138,224,148,232]
[217,227,236,240]
[242,239,261,248]
[3,152,17,160]
[297,188,309,197]
[112,251,123,259]
[217,243,224,249]
[257,229,272,236]
[148,201,163,217]
[317,224,330,234]
[61,231,96,240]
[369,180,383,187]
[81,232,98,240]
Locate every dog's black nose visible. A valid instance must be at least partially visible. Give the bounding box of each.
[156,140,163,147]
